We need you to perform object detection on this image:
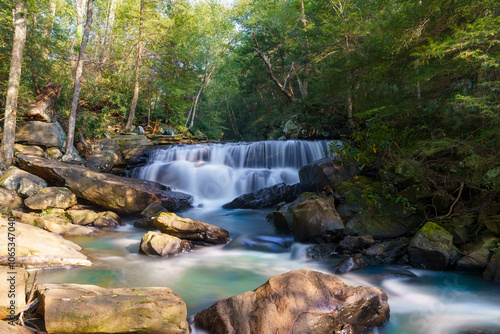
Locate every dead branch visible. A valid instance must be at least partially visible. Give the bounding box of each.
[252,32,295,102]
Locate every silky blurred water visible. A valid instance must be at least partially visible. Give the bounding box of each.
[38,140,500,333]
[38,207,500,334]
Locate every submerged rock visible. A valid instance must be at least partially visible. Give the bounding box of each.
[153,212,229,244]
[224,235,293,253]
[36,284,189,334]
[16,155,193,213]
[409,222,459,271]
[223,183,300,209]
[140,231,192,256]
[194,269,389,334]
[0,218,91,268]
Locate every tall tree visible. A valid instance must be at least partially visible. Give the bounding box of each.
[1,0,27,169]
[100,0,118,63]
[63,0,94,158]
[125,0,143,132]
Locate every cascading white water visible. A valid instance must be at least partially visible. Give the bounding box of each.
[133,140,333,205]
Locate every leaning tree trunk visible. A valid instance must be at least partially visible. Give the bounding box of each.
[24,83,62,122]
[1,0,27,169]
[64,0,94,158]
[125,0,144,132]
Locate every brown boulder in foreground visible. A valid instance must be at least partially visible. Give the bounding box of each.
[195,269,389,334]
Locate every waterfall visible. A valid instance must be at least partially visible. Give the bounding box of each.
[133,140,332,205]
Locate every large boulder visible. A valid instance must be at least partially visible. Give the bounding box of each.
[223,183,301,209]
[0,166,47,192]
[483,251,500,283]
[344,212,412,239]
[194,269,390,334]
[336,176,420,239]
[0,188,22,213]
[16,155,192,213]
[0,266,28,319]
[409,222,459,271]
[139,231,192,256]
[457,247,491,272]
[153,212,229,244]
[13,121,67,149]
[24,187,77,210]
[36,284,189,334]
[0,218,91,268]
[484,216,500,236]
[18,178,45,198]
[292,195,344,243]
[299,156,359,192]
[85,150,120,173]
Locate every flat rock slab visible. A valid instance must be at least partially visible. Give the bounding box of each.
[195,269,389,334]
[36,284,189,334]
[153,212,229,244]
[0,218,90,268]
[16,155,192,213]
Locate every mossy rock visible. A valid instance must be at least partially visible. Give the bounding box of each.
[409,222,459,271]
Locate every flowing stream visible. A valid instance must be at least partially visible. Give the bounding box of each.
[38,140,500,333]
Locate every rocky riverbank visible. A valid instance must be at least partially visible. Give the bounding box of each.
[1,130,498,333]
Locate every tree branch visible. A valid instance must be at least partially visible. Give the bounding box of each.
[252,32,294,102]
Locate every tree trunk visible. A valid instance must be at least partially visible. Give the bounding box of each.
[24,83,62,122]
[64,0,94,157]
[1,0,27,169]
[300,0,310,98]
[345,34,355,127]
[75,0,85,39]
[100,0,117,63]
[43,0,57,40]
[125,0,144,132]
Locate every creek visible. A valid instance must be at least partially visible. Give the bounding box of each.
[38,140,500,333]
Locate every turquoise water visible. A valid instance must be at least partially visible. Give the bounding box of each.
[38,206,500,334]
[38,140,500,333]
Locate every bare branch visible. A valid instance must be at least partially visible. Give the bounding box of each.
[252,32,294,102]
